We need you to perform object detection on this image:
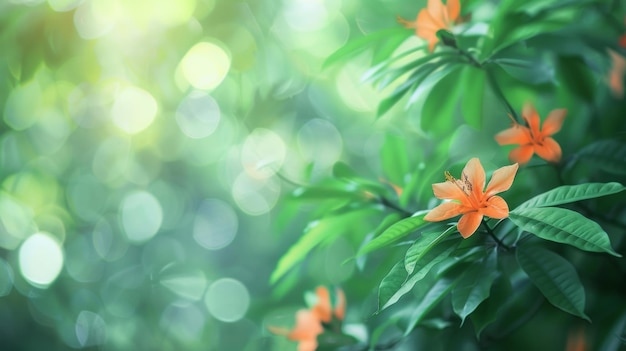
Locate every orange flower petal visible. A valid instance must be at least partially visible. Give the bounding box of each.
[485,163,518,197]
[313,286,332,323]
[509,144,534,165]
[495,124,532,146]
[334,288,346,320]
[298,340,318,351]
[288,310,323,341]
[542,109,566,136]
[432,181,466,200]
[447,0,461,22]
[424,201,464,221]
[620,34,626,49]
[426,0,448,28]
[462,157,485,200]
[481,196,509,219]
[534,137,562,163]
[522,102,541,137]
[457,212,482,238]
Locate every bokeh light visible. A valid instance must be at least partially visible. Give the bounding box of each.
[119,191,163,243]
[204,278,250,323]
[179,41,231,91]
[175,90,221,139]
[193,199,238,250]
[18,232,64,287]
[111,86,158,134]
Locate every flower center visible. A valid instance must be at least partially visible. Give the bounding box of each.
[445,170,472,197]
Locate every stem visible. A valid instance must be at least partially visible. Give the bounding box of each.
[378,196,413,217]
[456,47,482,68]
[482,219,511,251]
[485,68,521,123]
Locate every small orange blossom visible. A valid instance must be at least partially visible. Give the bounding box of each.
[608,49,626,98]
[397,0,461,52]
[495,103,567,165]
[424,158,518,238]
[269,286,345,351]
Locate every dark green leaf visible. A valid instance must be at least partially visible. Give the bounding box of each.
[377,262,407,312]
[577,140,626,175]
[516,245,589,321]
[469,275,514,338]
[270,208,378,284]
[509,207,620,256]
[404,277,457,335]
[515,182,625,210]
[452,249,499,324]
[380,236,458,311]
[357,214,427,257]
[405,227,456,274]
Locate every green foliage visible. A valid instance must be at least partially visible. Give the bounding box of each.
[509,207,620,256]
[357,214,427,257]
[515,182,625,209]
[516,245,589,321]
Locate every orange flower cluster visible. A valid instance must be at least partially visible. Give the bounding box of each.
[397,0,461,51]
[495,103,567,165]
[424,158,518,238]
[269,287,345,351]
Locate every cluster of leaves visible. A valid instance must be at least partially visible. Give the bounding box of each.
[271,0,626,349]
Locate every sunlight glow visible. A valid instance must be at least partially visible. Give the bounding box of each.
[205,278,250,322]
[111,86,158,134]
[19,232,64,287]
[180,42,231,90]
[120,191,163,243]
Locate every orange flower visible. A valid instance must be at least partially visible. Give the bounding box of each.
[565,327,586,351]
[269,287,346,351]
[424,158,518,238]
[397,0,461,52]
[269,310,323,351]
[495,103,567,165]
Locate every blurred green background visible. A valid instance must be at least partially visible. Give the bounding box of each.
[0,0,406,349]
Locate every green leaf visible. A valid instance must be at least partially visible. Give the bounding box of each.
[404,277,458,335]
[420,65,463,135]
[516,245,589,321]
[380,236,458,311]
[322,27,409,68]
[469,275,513,338]
[515,183,625,210]
[380,134,410,186]
[509,207,621,257]
[452,249,499,324]
[577,140,626,175]
[404,227,456,274]
[270,209,378,284]
[460,65,485,129]
[491,57,555,85]
[377,261,407,312]
[357,214,427,257]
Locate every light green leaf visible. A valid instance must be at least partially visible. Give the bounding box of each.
[509,207,620,257]
[420,65,463,135]
[516,245,589,321]
[515,182,625,210]
[460,65,485,129]
[380,134,410,187]
[577,140,626,175]
[404,277,457,335]
[357,214,427,257]
[322,27,409,68]
[380,237,458,311]
[451,249,499,324]
[491,57,555,85]
[405,226,456,274]
[271,209,378,284]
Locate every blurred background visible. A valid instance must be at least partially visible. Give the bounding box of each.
[0,0,413,349]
